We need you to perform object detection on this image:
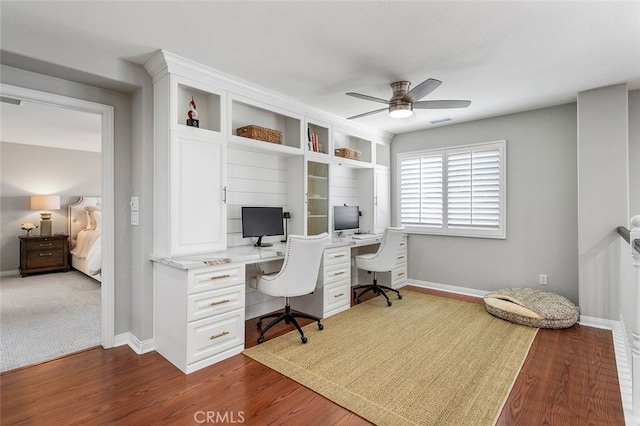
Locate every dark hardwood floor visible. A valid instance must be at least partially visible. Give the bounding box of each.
[1,286,625,425]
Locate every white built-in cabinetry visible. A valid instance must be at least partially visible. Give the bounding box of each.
[145,50,396,373]
[153,262,246,373]
[292,245,352,318]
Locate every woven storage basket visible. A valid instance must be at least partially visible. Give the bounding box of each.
[237,125,282,144]
[334,147,361,161]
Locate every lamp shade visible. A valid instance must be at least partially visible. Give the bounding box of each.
[31,195,60,211]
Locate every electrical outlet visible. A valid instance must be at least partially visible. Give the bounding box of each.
[539,274,548,285]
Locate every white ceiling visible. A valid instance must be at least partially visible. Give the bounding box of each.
[1,1,639,141]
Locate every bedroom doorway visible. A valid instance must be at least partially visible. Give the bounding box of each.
[1,83,115,349]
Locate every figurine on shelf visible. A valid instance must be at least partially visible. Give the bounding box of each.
[186,96,199,128]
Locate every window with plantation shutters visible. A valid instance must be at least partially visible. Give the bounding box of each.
[397,141,506,238]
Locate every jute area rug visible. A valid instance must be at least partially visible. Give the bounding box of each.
[243,290,537,426]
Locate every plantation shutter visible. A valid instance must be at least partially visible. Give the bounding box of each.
[447,146,502,230]
[398,140,505,238]
[399,152,443,228]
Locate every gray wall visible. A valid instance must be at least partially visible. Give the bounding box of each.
[629,90,640,218]
[0,60,154,340]
[577,84,629,320]
[391,103,579,303]
[0,142,101,271]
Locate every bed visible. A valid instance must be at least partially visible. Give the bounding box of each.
[68,196,102,282]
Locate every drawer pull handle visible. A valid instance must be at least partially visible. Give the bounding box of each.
[397,255,405,260]
[210,274,231,280]
[398,272,405,277]
[334,271,345,276]
[39,253,53,256]
[210,331,229,340]
[334,293,344,298]
[210,299,230,306]
[39,243,53,247]
[333,254,346,258]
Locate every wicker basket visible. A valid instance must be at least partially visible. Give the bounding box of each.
[334,147,362,161]
[237,125,282,144]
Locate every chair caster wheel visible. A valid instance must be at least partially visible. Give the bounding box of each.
[301,336,308,344]
[257,336,264,344]
[387,301,392,306]
[398,294,403,300]
[256,321,262,328]
[318,323,324,330]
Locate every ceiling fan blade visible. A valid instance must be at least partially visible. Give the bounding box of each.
[402,78,442,103]
[413,100,471,109]
[346,92,391,105]
[346,107,388,120]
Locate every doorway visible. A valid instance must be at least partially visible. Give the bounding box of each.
[1,83,115,349]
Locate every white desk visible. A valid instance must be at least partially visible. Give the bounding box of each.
[149,235,407,374]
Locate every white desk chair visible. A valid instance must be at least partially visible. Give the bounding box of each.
[352,227,405,306]
[255,233,329,344]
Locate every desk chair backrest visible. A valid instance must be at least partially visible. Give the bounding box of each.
[264,233,329,297]
[361,227,405,272]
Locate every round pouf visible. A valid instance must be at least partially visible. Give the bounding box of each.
[484,287,577,329]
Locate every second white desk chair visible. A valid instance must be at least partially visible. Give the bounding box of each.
[352,227,405,306]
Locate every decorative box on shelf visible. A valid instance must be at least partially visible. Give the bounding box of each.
[237,125,282,144]
[334,147,361,161]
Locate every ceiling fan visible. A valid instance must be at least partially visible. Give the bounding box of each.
[345,78,471,120]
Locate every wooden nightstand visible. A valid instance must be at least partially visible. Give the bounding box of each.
[19,234,70,277]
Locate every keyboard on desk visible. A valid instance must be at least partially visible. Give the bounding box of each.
[352,234,379,240]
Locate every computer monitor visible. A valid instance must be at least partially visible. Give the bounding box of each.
[241,206,284,247]
[334,205,360,233]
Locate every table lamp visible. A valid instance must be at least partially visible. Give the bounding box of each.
[31,195,60,236]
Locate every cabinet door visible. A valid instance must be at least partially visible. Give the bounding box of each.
[306,160,329,235]
[374,167,390,234]
[171,131,227,255]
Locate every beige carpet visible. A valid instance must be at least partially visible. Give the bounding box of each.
[243,290,537,426]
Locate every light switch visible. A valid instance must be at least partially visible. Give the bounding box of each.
[130,196,139,211]
[131,211,139,226]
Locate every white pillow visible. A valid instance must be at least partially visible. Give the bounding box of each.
[84,210,93,230]
[84,205,101,230]
[93,210,102,232]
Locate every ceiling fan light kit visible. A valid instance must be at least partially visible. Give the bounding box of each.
[346,78,471,121]
[389,103,413,118]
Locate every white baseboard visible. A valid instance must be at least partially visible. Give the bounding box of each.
[115,332,154,354]
[0,270,20,277]
[408,279,490,299]
[578,315,617,331]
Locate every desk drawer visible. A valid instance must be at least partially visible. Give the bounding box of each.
[187,309,244,364]
[323,262,350,285]
[323,247,350,266]
[188,285,244,322]
[188,264,245,295]
[324,280,350,313]
[392,265,407,286]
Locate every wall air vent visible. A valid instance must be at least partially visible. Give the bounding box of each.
[0,96,23,106]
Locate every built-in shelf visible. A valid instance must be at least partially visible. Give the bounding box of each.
[333,130,373,167]
[307,161,329,235]
[306,120,331,157]
[229,95,302,155]
[176,82,222,134]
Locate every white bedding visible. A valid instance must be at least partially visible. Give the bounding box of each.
[70,229,101,258]
[70,229,102,276]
